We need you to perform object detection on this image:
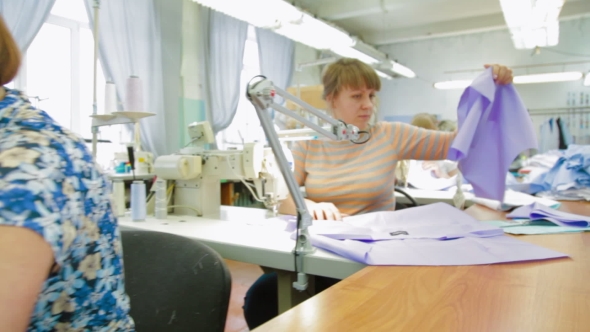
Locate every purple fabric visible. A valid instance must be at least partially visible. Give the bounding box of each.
[507,202,590,227]
[286,203,568,266]
[448,68,538,201]
[309,233,567,266]
[287,203,503,241]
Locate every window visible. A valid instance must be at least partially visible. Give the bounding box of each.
[217,25,264,149]
[12,0,117,168]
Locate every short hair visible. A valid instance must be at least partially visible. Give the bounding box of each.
[411,113,437,130]
[0,16,21,86]
[322,58,381,100]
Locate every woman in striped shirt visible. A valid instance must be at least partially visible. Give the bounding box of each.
[243,58,513,330]
[278,58,513,220]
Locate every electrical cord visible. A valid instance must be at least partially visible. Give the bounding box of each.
[168,205,202,216]
[183,133,203,147]
[351,130,371,144]
[224,155,265,203]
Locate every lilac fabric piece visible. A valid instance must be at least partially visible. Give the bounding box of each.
[507,202,590,227]
[447,68,538,201]
[285,203,568,266]
[309,233,567,266]
[287,203,503,241]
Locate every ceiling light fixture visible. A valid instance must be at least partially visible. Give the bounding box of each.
[584,72,590,87]
[433,80,473,90]
[375,70,394,80]
[513,71,583,84]
[193,0,416,79]
[330,45,381,64]
[434,71,583,89]
[499,0,564,49]
[377,60,416,78]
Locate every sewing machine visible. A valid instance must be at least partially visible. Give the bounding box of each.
[153,121,291,217]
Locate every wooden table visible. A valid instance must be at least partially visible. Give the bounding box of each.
[256,202,590,332]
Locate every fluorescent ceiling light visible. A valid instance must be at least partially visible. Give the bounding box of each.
[513,71,582,84]
[379,60,416,78]
[375,70,393,80]
[391,62,416,78]
[433,80,472,90]
[194,0,301,29]
[330,45,381,64]
[273,12,354,50]
[434,71,582,90]
[584,72,590,87]
[194,0,415,80]
[499,0,564,49]
[194,0,353,50]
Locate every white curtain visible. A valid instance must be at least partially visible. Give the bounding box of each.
[0,0,56,51]
[199,7,248,135]
[84,0,167,156]
[256,27,294,128]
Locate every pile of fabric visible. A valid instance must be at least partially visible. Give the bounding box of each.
[527,145,590,201]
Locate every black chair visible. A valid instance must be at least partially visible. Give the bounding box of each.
[120,227,231,332]
[394,187,418,208]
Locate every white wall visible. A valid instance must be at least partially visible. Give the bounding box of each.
[378,17,590,121]
[291,42,322,87]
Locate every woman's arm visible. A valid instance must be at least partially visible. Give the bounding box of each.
[393,123,457,161]
[0,226,54,332]
[278,194,345,220]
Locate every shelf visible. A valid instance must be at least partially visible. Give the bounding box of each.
[90,114,117,121]
[91,111,156,127]
[111,111,156,120]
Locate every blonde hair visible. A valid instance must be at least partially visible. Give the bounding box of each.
[0,16,21,86]
[411,113,437,130]
[322,58,381,100]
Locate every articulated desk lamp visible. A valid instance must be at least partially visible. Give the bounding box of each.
[247,76,367,291]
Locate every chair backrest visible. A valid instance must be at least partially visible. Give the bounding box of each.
[120,227,231,332]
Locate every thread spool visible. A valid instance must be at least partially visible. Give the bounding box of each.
[154,178,168,219]
[112,181,126,217]
[104,81,117,114]
[125,76,143,112]
[154,155,200,180]
[131,180,146,221]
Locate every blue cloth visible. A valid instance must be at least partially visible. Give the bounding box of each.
[530,144,590,193]
[0,89,134,331]
[447,68,538,201]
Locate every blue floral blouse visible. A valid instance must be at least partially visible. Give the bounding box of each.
[0,88,134,331]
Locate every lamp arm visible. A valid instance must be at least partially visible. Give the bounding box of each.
[247,75,362,291]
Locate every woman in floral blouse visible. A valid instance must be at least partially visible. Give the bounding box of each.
[0,16,134,331]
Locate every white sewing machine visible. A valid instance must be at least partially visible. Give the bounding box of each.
[152,121,291,217]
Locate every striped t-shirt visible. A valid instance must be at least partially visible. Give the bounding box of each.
[291,121,456,216]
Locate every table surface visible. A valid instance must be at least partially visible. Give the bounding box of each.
[256,201,590,332]
[118,206,365,280]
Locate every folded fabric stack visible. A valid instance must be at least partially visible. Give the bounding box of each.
[486,202,590,235]
[286,203,567,266]
[507,202,590,227]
